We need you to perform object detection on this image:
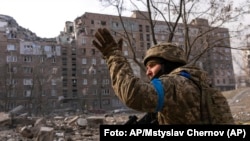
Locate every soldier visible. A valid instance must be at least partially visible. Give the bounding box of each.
[92,28,234,124]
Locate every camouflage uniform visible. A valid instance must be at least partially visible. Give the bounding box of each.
[106,44,234,124]
[93,28,234,124]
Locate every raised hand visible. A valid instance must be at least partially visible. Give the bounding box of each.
[92,28,123,57]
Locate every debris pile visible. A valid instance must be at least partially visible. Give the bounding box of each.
[0,108,142,141]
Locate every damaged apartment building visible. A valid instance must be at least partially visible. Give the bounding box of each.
[0,15,63,115]
[0,10,236,115]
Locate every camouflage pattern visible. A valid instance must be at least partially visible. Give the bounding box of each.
[93,28,234,124]
[169,66,234,124]
[105,52,234,124]
[143,43,187,66]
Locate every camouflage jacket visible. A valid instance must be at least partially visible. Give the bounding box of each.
[105,51,234,124]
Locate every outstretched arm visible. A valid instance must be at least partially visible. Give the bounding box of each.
[92,28,158,112]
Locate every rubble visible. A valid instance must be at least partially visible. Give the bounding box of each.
[0,112,10,126]
[0,110,143,141]
[1,87,250,141]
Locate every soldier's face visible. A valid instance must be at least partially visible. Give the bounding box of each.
[146,62,162,80]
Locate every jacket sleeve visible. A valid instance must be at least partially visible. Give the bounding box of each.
[106,53,159,112]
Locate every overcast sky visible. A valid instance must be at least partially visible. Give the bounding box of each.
[0,0,123,38]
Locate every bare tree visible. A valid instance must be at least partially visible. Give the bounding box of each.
[99,0,250,68]
[29,46,62,116]
[0,62,21,112]
[29,54,51,116]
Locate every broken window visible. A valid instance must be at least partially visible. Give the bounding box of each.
[112,21,119,28]
[82,58,87,64]
[102,99,110,105]
[146,25,150,32]
[52,57,56,63]
[101,21,106,26]
[52,67,57,74]
[82,48,86,55]
[40,56,45,62]
[51,79,56,85]
[7,44,16,51]
[24,56,32,62]
[90,29,94,35]
[51,89,56,96]
[82,68,87,74]
[41,90,46,96]
[82,38,86,45]
[83,79,87,85]
[7,56,17,62]
[24,90,31,97]
[24,67,33,73]
[139,25,143,32]
[146,34,150,41]
[91,49,95,55]
[93,79,97,85]
[63,79,67,87]
[140,33,144,41]
[8,66,17,73]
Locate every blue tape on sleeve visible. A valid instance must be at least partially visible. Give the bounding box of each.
[151,78,164,112]
[180,71,191,79]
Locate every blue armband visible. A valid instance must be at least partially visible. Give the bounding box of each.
[151,78,164,112]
